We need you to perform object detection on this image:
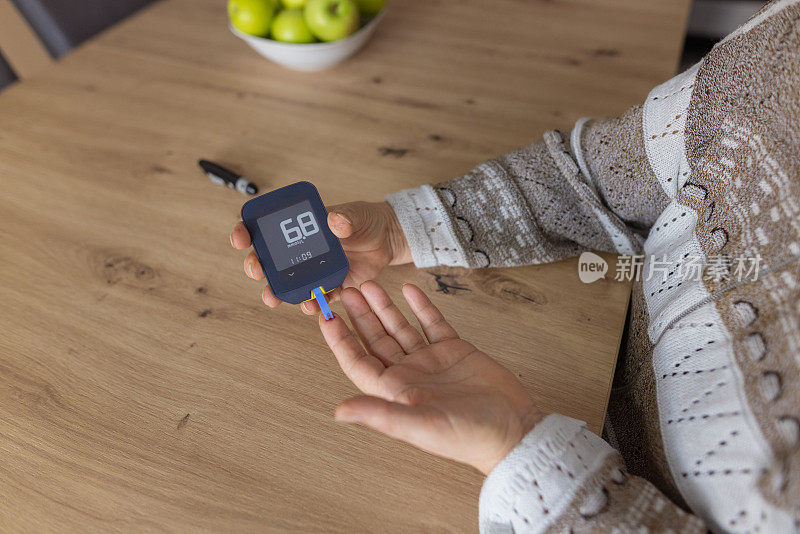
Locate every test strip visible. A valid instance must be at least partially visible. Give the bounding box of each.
[312,286,334,321]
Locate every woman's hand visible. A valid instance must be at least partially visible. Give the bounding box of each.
[230,201,411,314]
[319,281,543,475]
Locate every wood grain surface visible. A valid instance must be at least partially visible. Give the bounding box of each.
[0,0,689,531]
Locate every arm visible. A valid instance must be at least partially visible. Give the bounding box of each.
[481,414,703,533]
[229,105,664,309]
[319,281,704,533]
[387,105,669,268]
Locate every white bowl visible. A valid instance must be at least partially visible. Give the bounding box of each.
[230,11,385,72]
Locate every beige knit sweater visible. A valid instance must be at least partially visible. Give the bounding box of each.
[386,1,800,531]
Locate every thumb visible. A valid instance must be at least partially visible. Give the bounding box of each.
[335,395,428,444]
[327,202,370,240]
[327,211,354,239]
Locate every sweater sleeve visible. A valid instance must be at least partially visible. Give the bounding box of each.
[479,414,705,533]
[386,105,670,269]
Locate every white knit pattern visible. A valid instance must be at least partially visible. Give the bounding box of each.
[652,301,794,532]
[479,414,615,534]
[386,185,468,268]
[644,201,706,341]
[641,61,796,530]
[642,61,701,199]
[570,117,598,196]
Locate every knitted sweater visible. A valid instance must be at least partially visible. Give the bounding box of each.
[385,2,800,532]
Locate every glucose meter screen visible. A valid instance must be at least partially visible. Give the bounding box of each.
[257,200,330,271]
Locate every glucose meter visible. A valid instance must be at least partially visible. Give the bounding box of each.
[241,181,349,318]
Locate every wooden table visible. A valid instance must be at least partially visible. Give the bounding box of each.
[0,0,689,531]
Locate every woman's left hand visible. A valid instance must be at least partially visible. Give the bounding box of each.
[319,281,543,475]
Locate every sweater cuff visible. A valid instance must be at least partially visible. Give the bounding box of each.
[385,185,469,268]
[479,414,616,534]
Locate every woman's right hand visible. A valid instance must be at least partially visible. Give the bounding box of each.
[230,201,412,314]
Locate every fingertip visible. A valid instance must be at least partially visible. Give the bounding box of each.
[302,300,320,315]
[335,396,372,422]
[401,283,423,303]
[245,253,265,280]
[340,286,361,304]
[231,222,252,249]
[334,403,357,423]
[403,284,436,316]
[359,281,393,307]
[404,284,458,342]
[359,279,377,291]
[261,286,281,308]
[400,283,409,298]
[332,211,352,225]
[319,311,344,331]
[342,288,373,321]
[328,212,353,238]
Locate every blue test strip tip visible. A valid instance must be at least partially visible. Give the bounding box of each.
[312,287,334,321]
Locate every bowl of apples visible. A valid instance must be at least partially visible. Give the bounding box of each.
[229,0,386,71]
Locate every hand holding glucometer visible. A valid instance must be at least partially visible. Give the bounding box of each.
[239,182,349,319]
[230,184,412,316]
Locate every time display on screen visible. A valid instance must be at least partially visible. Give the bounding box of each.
[257,200,330,271]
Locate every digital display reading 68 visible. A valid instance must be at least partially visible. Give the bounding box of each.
[256,200,331,271]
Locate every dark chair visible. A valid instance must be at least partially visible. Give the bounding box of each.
[0,0,156,91]
[0,52,17,89]
[10,0,157,58]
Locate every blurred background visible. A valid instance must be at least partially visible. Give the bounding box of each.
[0,0,767,91]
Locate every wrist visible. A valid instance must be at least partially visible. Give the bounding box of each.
[478,405,544,476]
[382,201,412,265]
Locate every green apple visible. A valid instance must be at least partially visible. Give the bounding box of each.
[303,0,360,42]
[271,9,316,43]
[355,0,384,16]
[228,0,277,37]
[281,0,308,7]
